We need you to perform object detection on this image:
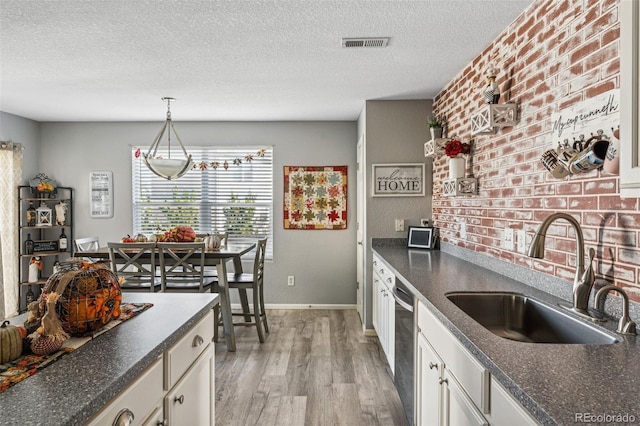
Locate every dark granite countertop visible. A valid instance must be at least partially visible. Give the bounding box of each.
[372,244,640,426]
[0,292,218,426]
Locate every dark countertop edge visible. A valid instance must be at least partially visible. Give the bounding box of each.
[371,241,640,426]
[1,292,219,426]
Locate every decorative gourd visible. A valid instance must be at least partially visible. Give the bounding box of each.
[0,320,23,364]
[205,234,221,250]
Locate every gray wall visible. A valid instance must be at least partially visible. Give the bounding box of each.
[32,120,358,306]
[357,100,433,328]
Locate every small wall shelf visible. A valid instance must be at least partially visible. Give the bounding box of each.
[442,177,478,196]
[424,138,449,157]
[471,104,518,135]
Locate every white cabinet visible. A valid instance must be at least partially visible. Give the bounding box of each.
[416,332,443,426]
[372,254,395,370]
[620,0,640,197]
[416,302,487,426]
[165,345,215,426]
[416,301,537,425]
[487,378,538,426]
[88,310,215,426]
[87,356,164,426]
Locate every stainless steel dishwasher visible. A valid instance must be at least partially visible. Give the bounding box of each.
[393,278,415,425]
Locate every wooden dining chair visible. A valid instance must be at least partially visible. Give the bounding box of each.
[107,242,161,292]
[74,236,100,253]
[213,237,268,343]
[158,242,215,292]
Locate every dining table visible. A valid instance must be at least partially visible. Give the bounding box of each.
[78,241,256,352]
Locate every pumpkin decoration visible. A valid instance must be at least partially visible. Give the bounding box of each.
[28,260,122,340]
[0,320,23,364]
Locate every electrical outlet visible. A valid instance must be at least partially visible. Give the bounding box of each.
[287,276,295,286]
[395,219,405,232]
[516,230,526,254]
[459,222,467,239]
[504,228,515,251]
[420,218,430,227]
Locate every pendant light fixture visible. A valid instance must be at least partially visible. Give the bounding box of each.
[143,97,194,180]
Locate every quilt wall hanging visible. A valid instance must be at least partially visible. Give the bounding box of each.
[283,166,347,230]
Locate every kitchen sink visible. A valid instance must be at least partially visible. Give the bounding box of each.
[446,292,619,344]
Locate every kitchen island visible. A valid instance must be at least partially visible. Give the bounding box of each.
[373,242,640,425]
[0,292,218,426]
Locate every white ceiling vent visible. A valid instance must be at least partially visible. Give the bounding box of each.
[342,37,390,48]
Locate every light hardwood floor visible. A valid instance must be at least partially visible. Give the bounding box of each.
[215,309,409,426]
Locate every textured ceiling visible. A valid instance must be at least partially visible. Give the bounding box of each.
[0,0,533,122]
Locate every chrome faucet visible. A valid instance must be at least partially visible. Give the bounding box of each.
[595,285,637,335]
[528,213,596,318]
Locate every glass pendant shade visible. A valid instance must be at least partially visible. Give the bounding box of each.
[143,98,194,180]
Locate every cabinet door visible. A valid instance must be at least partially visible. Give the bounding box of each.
[620,0,640,197]
[165,345,215,426]
[372,274,381,335]
[416,331,443,426]
[384,279,395,369]
[442,370,488,426]
[488,378,538,426]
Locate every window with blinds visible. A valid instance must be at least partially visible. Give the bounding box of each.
[131,146,273,257]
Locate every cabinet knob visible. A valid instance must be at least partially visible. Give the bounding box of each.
[156,420,167,426]
[373,260,377,266]
[429,362,438,370]
[379,268,385,274]
[192,334,204,347]
[387,277,393,283]
[113,408,134,426]
[175,394,185,404]
[438,378,448,385]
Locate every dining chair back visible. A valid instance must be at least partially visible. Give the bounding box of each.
[158,242,213,292]
[107,242,160,292]
[74,236,100,253]
[213,237,268,343]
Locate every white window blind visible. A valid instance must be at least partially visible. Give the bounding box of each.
[131,146,273,257]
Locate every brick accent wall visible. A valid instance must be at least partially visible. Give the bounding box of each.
[432,0,640,302]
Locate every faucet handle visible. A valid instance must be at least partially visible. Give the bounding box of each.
[595,284,637,335]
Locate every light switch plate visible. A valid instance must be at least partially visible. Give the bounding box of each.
[504,228,515,251]
[516,230,526,253]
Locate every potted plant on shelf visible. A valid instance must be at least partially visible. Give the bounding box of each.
[427,115,445,140]
[444,139,471,179]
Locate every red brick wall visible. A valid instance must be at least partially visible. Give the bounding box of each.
[432,0,640,302]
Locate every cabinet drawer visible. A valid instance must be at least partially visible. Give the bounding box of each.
[418,301,489,413]
[372,255,395,288]
[87,356,163,426]
[165,310,214,390]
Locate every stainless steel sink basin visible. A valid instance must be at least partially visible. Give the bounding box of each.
[446,292,619,344]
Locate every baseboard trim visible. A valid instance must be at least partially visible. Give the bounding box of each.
[363,328,377,337]
[230,303,357,310]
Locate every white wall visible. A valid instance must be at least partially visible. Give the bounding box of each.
[37,121,358,305]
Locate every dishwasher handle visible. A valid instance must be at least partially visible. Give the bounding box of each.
[393,286,414,312]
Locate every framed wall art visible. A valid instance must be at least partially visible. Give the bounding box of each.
[372,163,425,197]
[89,171,113,218]
[283,165,347,230]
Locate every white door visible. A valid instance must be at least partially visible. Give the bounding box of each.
[356,135,365,323]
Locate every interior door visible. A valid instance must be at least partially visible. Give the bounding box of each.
[356,135,365,323]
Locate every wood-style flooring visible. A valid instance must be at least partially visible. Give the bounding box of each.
[214,309,409,426]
